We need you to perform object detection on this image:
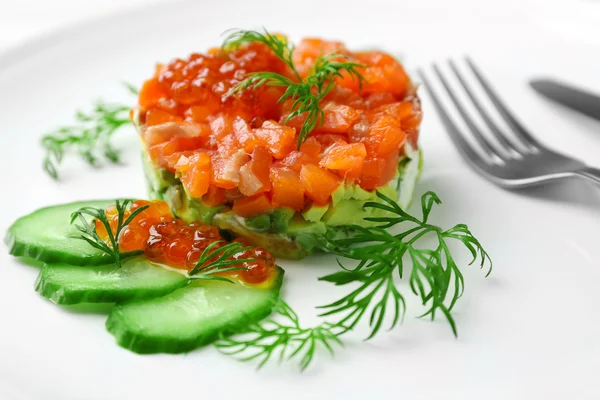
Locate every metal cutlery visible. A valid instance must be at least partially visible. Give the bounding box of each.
[418,58,600,188]
[530,78,600,122]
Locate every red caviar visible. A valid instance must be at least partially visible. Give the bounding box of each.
[96,200,276,284]
[136,37,421,216]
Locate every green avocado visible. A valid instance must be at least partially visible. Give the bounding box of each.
[301,146,420,228]
[142,147,222,224]
[331,183,354,206]
[322,182,398,227]
[140,145,422,259]
[302,203,330,222]
[244,214,271,231]
[172,186,224,224]
[243,208,295,233]
[142,149,178,201]
[213,212,310,259]
[350,186,373,201]
[286,216,328,253]
[270,208,295,232]
[397,145,423,209]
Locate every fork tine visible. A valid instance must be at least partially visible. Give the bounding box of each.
[417,68,489,166]
[448,59,523,157]
[465,57,541,152]
[432,63,503,162]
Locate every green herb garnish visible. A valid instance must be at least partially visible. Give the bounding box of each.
[188,241,254,282]
[319,191,492,338]
[42,84,136,179]
[70,199,148,267]
[71,205,255,279]
[216,300,345,370]
[219,191,491,370]
[222,29,365,149]
[223,29,301,80]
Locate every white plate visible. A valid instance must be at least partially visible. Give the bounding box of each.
[1,1,600,399]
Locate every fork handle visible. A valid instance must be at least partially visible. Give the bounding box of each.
[574,167,600,187]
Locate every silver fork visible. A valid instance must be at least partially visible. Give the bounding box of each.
[418,58,600,188]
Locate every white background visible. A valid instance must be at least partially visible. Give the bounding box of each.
[0,0,157,51]
[0,1,600,400]
[1,0,600,52]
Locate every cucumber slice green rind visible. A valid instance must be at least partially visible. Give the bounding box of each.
[6,200,115,266]
[106,266,284,354]
[35,257,189,305]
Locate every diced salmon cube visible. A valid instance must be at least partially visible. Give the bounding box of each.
[145,108,183,126]
[376,101,414,120]
[209,113,235,140]
[238,163,263,197]
[300,164,342,205]
[144,121,209,146]
[179,152,212,197]
[252,120,296,159]
[319,142,367,179]
[232,116,255,151]
[313,133,347,148]
[232,194,274,218]
[292,38,348,77]
[144,122,185,147]
[259,87,286,120]
[282,103,361,136]
[238,147,272,196]
[162,150,197,171]
[324,86,365,109]
[365,92,397,109]
[186,101,221,123]
[299,137,322,158]
[399,95,423,147]
[149,135,208,169]
[269,166,305,210]
[202,185,227,206]
[319,102,362,133]
[368,114,406,157]
[353,52,409,97]
[359,152,400,190]
[280,151,316,173]
[139,78,168,109]
[211,148,250,189]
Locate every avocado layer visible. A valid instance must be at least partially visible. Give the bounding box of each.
[142,149,223,224]
[141,145,422,259]
[213,212,311,259]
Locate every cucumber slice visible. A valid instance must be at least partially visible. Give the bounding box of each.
[106,267,284,354]
[6,200,115,265]
[35,257,189,305]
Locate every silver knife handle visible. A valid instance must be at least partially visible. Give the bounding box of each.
[574,167,600,187]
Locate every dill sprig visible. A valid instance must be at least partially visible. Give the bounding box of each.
[215,300,345,370]
[319,191,492,338]
[216,191,491,370]
[222,29,301,81]
[42,84,137,179]
[222,29,365,148]
[70,199,149,267]
[188,241,254,282]
[71,201,255,279]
